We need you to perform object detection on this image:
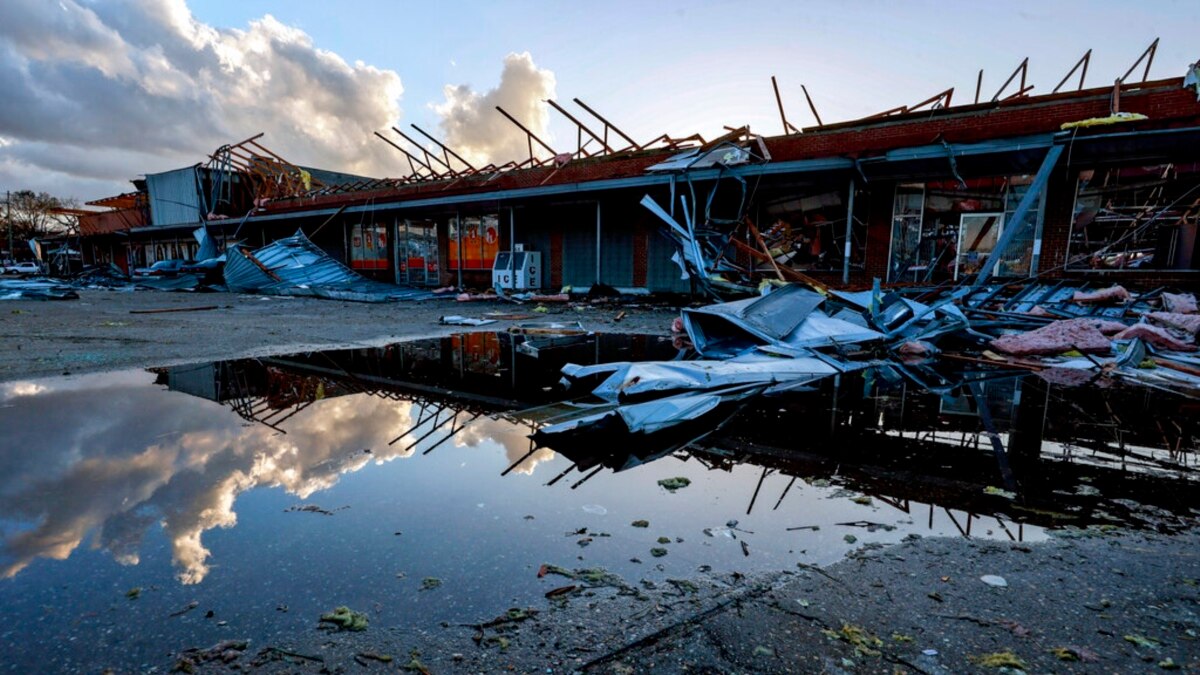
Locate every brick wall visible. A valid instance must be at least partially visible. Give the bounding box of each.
[766,80,1200,163]
[632,225,649,287]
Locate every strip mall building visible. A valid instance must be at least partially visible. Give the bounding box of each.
[79,73,1200,293]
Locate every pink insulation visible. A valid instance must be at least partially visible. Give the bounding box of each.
[1147,312,1200,336]
[989,318,1116,356]
[1072,286,1130,304]
[1162,292,1198,314]
[1114,323,1197,352]
[897,340,936,355]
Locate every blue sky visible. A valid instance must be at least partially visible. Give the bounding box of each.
[0,0,1194,199]
[191,0,1195,143]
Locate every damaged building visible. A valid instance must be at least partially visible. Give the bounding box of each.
[73,52,1200,297]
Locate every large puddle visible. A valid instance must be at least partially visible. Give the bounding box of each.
[1,332,1197,670]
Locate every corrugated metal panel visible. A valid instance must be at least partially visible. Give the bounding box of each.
[224,230,432,302]
[146,167,202,226]
[303,166,375,186]
[561,225,597,288]
[78,207,145,236]
[599,221,633,287]
[646,228,691,293]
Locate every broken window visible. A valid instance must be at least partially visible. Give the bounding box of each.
[888,176,1041,282]
[1067,163,1200,271]
[752,182,867,274]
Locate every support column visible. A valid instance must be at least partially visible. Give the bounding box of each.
[843,177,856,285]
[595,201,602,287]
[455,212,463,288]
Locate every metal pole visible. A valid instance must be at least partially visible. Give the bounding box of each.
[509,208,515,286]
[595,201,601,288]
[5,190,11,262]
[455,212,463,288]
[842,177,855,285]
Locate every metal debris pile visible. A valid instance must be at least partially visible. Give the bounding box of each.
[535,281,1200,445]
[222,230,434,302]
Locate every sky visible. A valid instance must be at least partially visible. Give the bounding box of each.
[0,0,1194,202]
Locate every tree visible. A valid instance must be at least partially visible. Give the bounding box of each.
[3,190,80,240]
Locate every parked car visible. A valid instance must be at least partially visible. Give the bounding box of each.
[3,261,42,275]
[133,259,187,278]
[180,256,225,282]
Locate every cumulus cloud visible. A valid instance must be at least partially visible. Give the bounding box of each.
[452,415,556,476]
[0,366,549,585]
[0,0,403,199]
[435,52,557,167]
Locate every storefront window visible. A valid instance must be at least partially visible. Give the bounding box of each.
[448,214,500,270]
[1067,163,1200,271]
[349,222,388,270]
[887,177,1036,283]
[399,220,439,286]
[758,186,866,273]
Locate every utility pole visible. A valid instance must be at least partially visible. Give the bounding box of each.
[5,190,11,262]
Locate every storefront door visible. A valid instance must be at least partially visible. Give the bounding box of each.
[955,212,1005,280]
[398,220,439,286]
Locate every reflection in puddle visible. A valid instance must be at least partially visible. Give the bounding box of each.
[0,332,1196,668]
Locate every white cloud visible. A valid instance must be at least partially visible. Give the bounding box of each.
[435,52,556,167]
[0,0,404,200]
[0,361,559,587]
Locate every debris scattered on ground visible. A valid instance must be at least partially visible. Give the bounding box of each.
[169,601,199,617]
[284,503,346,515]
[1060,644,1100,663]
[439,315,497,326]
[984,486,1017,499]
[980,574,1008,587]
[224,230,433,302]
[545,585,577,599]
[420,577,443,591]
[172,640,248,672]
[631,520,650,528]
[354,651,393,665]
[401,649,430,673]
[318,606,368,631]
[820,623,883,657]
[650,547,668,557]
[968,650,1028,669]
[657,477,692,491]
[1124,633,1161,649]
[0,279,79,300]
[129,305,220,315]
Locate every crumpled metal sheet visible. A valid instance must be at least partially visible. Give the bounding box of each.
[0,279,79,300]
[223,230,434,303]
[682,285,882,357]
[194,226,218,262]
[575,356,839,403]
[644,144,752,172]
